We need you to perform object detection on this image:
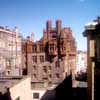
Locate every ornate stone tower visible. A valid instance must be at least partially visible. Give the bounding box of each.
[23,20,77,89]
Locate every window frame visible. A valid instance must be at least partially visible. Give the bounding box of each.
[33,93,39,99]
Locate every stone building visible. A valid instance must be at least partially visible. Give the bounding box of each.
[0,26,22,76]
[23,20,77,89]
[83,17,100,100]
[76,50,87,74]
[0,76,32,100]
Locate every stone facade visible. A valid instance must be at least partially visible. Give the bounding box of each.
[0,76,33,100]
[23,20,77,88]
[10,76,32,100]
[76,50,87,74]
[83,17,100,100]
[0,26,22,76]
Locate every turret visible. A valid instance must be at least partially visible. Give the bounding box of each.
[56,20,62,34]
[46,20,52,34]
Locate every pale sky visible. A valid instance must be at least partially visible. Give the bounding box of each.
[0,0,100,51]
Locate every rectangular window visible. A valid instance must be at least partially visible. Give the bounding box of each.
[55,61,60,68]
[33,45,37,53]
[40,45,44,52]
[43,66,47,73]
[33,93,39,99]
[33,56,37,63]
[33,74,37,78]
[40,56,44,62]
[50,44,54,51]
[43,69,47,73]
